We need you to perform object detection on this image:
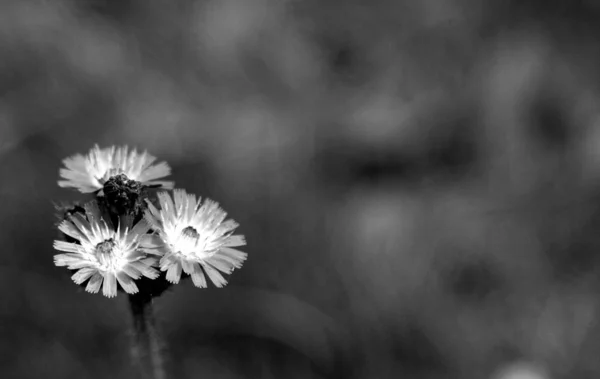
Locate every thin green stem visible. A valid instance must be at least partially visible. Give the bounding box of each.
[128,294,166,379]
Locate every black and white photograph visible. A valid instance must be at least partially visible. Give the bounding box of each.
[1,1,599,378]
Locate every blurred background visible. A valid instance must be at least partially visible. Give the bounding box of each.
[3,0,600,378]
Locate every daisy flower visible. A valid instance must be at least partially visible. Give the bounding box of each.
[144,189,247,288]
[53,201,161,298]
[58,145,174,193]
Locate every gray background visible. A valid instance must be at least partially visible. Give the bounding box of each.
[2,0,600,378]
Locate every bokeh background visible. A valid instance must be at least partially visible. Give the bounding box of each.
[3,0,600,378]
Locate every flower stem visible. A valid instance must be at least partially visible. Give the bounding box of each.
[128,294,166,379]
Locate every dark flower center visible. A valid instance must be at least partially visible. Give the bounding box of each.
[103,173,144,216]
[96,238,116,255]
[181,226,200,239]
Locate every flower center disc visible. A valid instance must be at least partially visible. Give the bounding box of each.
[103,173,144,216]
[96,238,116,256]
[181,226,200,239]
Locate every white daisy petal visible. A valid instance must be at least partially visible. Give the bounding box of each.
[219,246,248,262]
[58,145,174,192]
[203,256,234,274]
[72,267,96,284]
[86,273,103,294]
[210,209,228,229]
[121,263,143,279]
[129,260,160,279]
[165,261,183,284]
[173,189,187,218]
[142,265,160,280]
[201,263,228,288]
[185,193,198,222]
[139,257,159,266]
[103,272,118,298]
[124,249,147,262]
[58,221,87,242]
[137,162,172,182]
[222,235,246,248]
[144,202,163,229]
[205,247,247,272]
[193,200,218,226]
[159,254,175,271]
[190,263,207,288]
[157,191,176,219]
[127,219,151,243]
[54,253,87,266]
[62,155,87,171]
[214,220,239,236]
[69,213,92,237]
[139,234,164,248]
[53,241,83,254]
[67,260,97,270]
[116,272,139,294]
[84,201,103,225]
[181,259,195,275]
[138,247,165,256]
[117,216,133,240]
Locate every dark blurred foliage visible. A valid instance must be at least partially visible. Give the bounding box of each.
[4,0,600,378]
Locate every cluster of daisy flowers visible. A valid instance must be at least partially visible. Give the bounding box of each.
[53,145,247,298]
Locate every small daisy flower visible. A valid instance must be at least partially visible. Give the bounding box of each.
[58,145,174,193]
[53,201,161,298]
[144,189,247,288]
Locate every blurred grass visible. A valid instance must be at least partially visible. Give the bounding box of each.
[3,0,600,378]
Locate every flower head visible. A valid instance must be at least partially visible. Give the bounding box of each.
[58,145,174,193]
[53,201,161,298]
[144,189,247,288]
